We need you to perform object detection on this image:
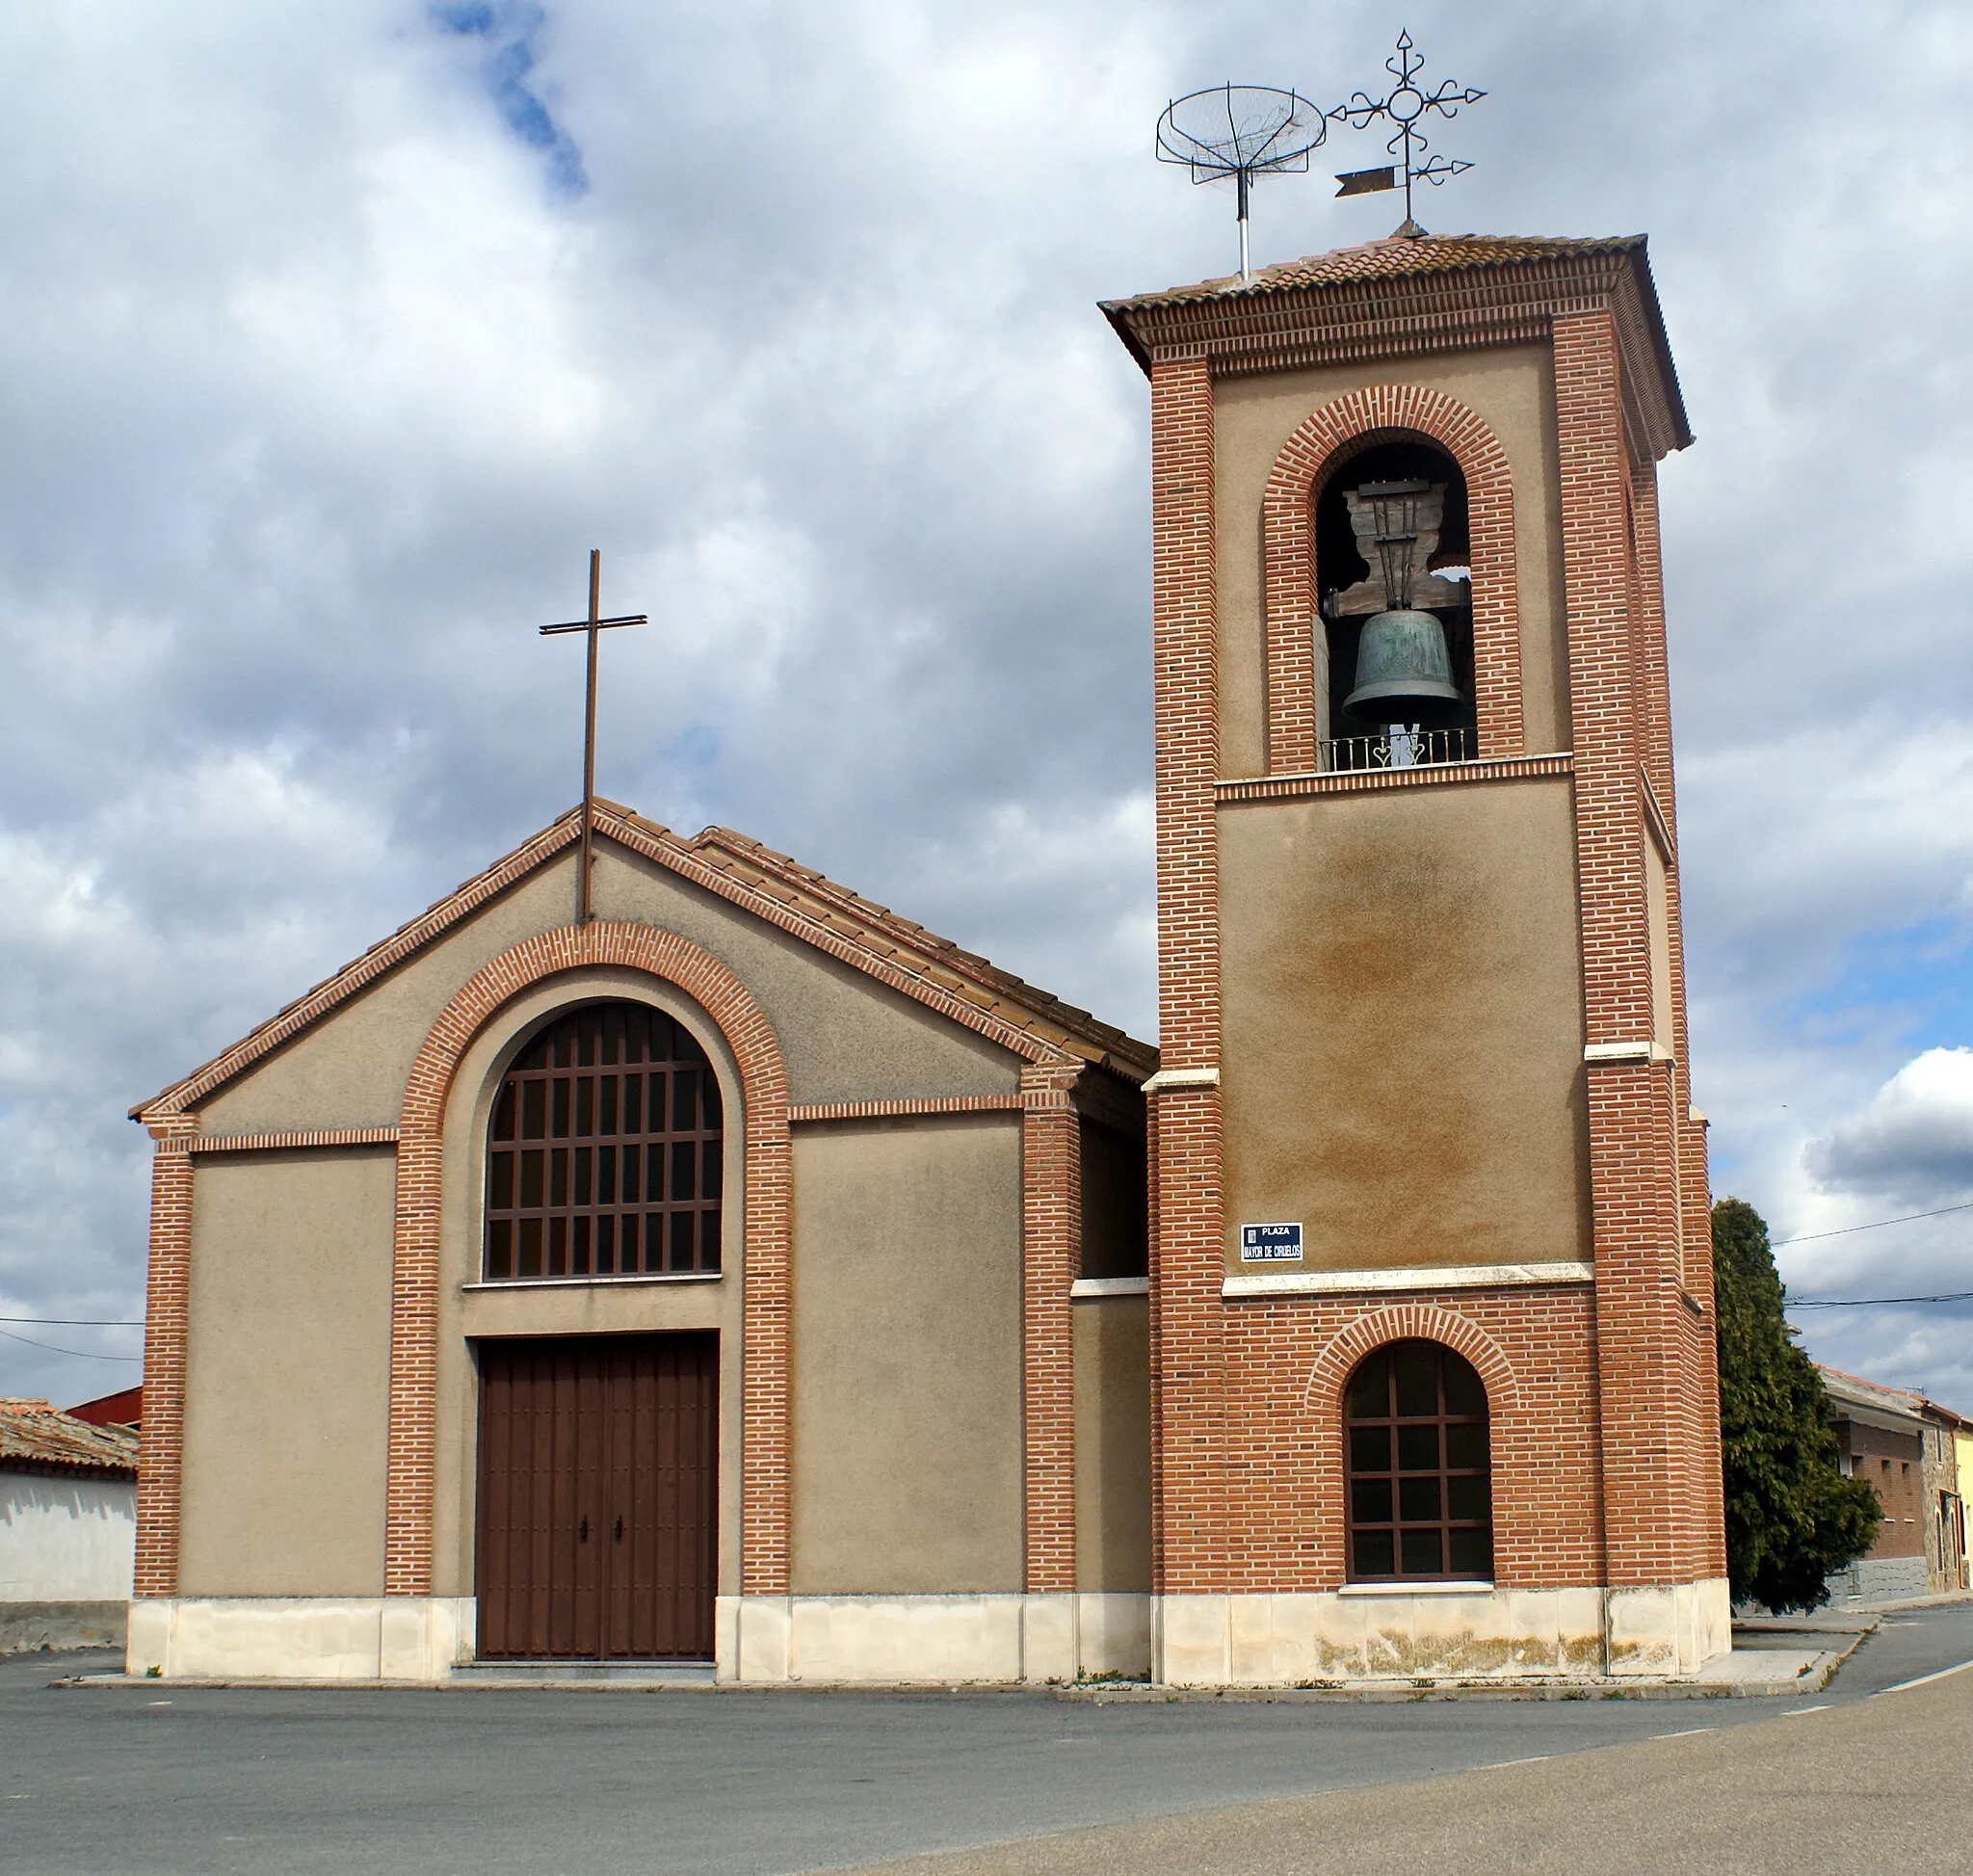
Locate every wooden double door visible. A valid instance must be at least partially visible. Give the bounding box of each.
[475,1334,718,1661]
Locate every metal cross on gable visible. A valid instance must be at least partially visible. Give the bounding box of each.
[1329,29,1486,236]
[539,550,647,923]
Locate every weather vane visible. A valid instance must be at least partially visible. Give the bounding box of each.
[1157,84,1328,282]
[1328,30,1485,237]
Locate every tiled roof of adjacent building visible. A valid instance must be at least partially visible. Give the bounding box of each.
[1101,231,1649,313]
[136,804,1156,1120]
[0,1399,139,1478]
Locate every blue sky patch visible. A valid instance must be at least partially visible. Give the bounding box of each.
[1794,914,1973,1056]
[430,2,588,197]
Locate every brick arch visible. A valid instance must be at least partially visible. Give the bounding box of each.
[1295,1303,1525,1589]
[1261,384,1524,774]
[1302,1303,1522,1422]
[382,921,792,1598]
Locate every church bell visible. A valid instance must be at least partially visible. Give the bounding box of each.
[1343,607,1464,727]
[1340,477,1466,728]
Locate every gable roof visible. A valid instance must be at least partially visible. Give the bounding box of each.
[135,805,1156,1123]
[0,1400,139,1479]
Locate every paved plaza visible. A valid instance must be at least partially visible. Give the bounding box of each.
[4,1602,1969,1875]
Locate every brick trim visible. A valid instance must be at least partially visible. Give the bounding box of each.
[1302,1303,1524,1419]
[1216,753,1569,805]
[787,1095,1022,1123]
[1020,1061,1083,1592]
[186,1127,400,1154]
[381,922,793,1597]
[133,1141,194,1597]
[1260,384,1524,774]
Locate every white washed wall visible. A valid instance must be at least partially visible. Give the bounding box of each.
[0,1470,136,1600]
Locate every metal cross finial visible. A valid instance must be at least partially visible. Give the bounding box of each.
[1328,30,1486,236]
[539,550,647,923]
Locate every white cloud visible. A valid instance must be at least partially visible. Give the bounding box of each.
[1808,1048,1973,1205]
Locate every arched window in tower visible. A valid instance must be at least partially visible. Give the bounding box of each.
[1314,440,1475,770]
[484,1002,723,1281]
[1344,1339,1492,1581]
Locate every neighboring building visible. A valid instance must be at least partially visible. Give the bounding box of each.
[1,1398,139,1651]
[66,1387,142,1430]
[129,226,1727,1687]
[1820,1366,1968,1601]
[1955,1421,1973,1593]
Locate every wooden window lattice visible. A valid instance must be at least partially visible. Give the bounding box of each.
[1343,1338,1493,1582]
[485,1002,723,1281]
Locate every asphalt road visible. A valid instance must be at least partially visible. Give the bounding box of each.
[2,1602,1969,1876]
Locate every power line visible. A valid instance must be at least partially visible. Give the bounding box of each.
[0,1314,144,1328]
[0,1324,143,1361]
[1788,1291,1973,1310]
[1771,1201,1973,1246]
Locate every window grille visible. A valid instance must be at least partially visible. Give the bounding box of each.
[484,1002,723,1281]
[1344,1339,1492,1581]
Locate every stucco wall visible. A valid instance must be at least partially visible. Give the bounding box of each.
[1218,777,1592,1272]
[176,1149,397,1596]
[0,1470,135,1600]
[1212,344,1571,773]
[790,1117,1024,1594]
[1073,1296,1151,1593]
[197,843,1020,1136]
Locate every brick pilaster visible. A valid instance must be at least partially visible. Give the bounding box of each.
[133,1123,197,1598]
[1555,307,1693,1588]
[1020,1060,1082,1592]
[1146,353,1228,1591]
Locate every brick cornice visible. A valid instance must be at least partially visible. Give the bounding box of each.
[381,922,794,1598]
[1107,249,1687,462]
[1260,383,1524,773]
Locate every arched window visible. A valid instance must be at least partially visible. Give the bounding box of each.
[1344,1339,1491,1581]
[484,1002,723,1282]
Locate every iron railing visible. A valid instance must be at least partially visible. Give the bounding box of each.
[1318,726,1473,773]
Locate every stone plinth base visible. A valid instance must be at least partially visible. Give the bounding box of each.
[126,1597,474,1681]
[720,1594,1151,1684]
[1152,1579,1731,1685]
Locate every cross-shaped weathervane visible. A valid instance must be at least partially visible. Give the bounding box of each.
[1329,30,1486,236]
[539,550,647,923]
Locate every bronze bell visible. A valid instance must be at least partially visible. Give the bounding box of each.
[1343,607,1464,727]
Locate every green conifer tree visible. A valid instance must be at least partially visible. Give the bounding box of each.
[1713,1197,1881,1610]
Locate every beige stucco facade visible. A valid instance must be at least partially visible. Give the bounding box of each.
[1218,778,1592,1275]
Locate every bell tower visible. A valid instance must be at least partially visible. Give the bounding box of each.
[1104,233,1727,1684]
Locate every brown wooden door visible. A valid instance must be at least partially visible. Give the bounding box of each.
[476,1334,717,1660]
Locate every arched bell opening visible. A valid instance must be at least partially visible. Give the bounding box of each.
[1314,438,1477,769]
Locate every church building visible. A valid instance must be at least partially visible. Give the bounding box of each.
[128,228,1728,1686]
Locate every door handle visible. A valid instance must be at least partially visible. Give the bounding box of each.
[578,1515,589,1543]
[614,1516,624,1542]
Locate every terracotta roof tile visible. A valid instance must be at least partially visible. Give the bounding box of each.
[0,1399,139,1477]
[1102,231,1647,313]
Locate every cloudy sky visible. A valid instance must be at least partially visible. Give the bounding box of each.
[0,0,1968,1411]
